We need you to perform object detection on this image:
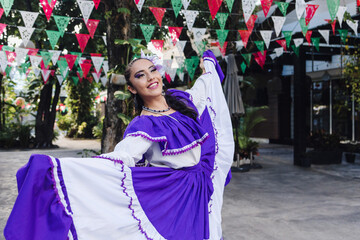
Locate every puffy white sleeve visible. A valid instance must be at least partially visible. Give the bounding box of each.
[99,136,153,167]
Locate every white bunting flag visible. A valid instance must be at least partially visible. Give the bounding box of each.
[270,53,277,60]
[15,48,29,65]
[102,36,107,45]
[167,68,177,82]
[271,16,286,37]
[274,47,284,57]
[295,0,306,20]
[242,0,256,23]
[235,40,244,51]
[92,71,100,83]
[177,71,184,81]
[33,67,41,77]
[100,76,107,86]
[0,51,7,73]
[337,6,347,27]
[19,11,39,28]
[163,59,173,72]
[61,67,69,78]
[102,60,109,75]
[91,56,104,73]
[347,20,358,36]
[176,40,187,53]
[192,28,206,41]
[18,26,35,46]
[183,10,199,31]
[41,69,51,83]
[293,38,304,47]
[260,30,273,49]
[78,0,95,24]
[48,50,61,65]
[134,0,145,12]
[79,57,87,65]
[318,30,330,45]
[29,55,42,69]
[182,0,191,10]
[56,75,64,85]
[175,56,185,68]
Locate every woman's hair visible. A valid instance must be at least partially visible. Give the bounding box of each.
[125,58,198,121]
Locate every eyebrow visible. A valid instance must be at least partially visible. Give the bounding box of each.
[134,65,156,76]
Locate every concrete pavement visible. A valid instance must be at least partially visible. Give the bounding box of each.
[1,139,360,240]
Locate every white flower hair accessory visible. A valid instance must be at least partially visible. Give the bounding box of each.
[140,49,166,77]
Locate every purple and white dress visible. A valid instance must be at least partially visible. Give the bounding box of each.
[4,53,234,240]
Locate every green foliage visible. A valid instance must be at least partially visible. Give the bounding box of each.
[114,90,131,100]
[118,8,131,15]
[92,116,104,139]
[343,45,360,110]
[117,113,132,126]
[309,130,341,151]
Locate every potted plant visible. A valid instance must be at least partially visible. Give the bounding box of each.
[307,130,343,164]
[344,142,357,163]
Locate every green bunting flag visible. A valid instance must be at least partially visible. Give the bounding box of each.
[5,65,12,76]
[40,51,53,68]
[191,55,199,69]
[338,29,348,44]
[300,18,308,36]
[72,76,79,86]
[53,15,71,37]
[240,61,247,74]
[46,30,61,50]
[70,52,82,67]
[282,31,292,48]
[216,13,229,30]
[20,62,30,74]
[311,37,321,51]
[195,41,206,56]
[77,67,83,78]
[241,53,252,66]
[225,0,235,13]
[216,29,229,48]
[275,2,289,16]
[176,66,184,78]
[327,0,340,21]
[140,24,155,43]
[1,0,14,16]
[291,45,299,57]
[171,0,182,18]
[254,41,264,53]
[2,45,14,52]
[57,58,69,78]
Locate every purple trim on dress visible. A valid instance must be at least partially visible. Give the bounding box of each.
[93,155,124,165]
[55,158,73,215]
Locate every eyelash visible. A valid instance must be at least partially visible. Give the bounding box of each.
[135,67,157,78]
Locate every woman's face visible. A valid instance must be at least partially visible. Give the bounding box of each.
[127,59,163,101]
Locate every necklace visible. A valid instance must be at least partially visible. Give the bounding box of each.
[142,105,171,113]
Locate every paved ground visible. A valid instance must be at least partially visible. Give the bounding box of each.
[1,138,360,240]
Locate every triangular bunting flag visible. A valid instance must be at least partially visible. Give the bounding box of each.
[78,0,95,24]
[235,40,244,51]
[274,47,283,57]
[72,76,79,86]
[93,0,101,9]
[48,50,61,65]
[276,39,287,51]
[293,38,304,48]
[41,69,51,84]
[311,37,320,51]
[318,30,330,45]
[216,41,227,57]
[56,75,64,85]
[195,41,206,55]
[27,48,39,56]
[254,41,264,53]
[241,53,252,66]
[296,0,306,20]
[175,56,185,68]
[46,30,61,50]
[305,30,312,45]
[261,0,273,17]
[57,57,69,77]
[225,0,234,13]
[140,24,155,43]
[282,31,292,48]
[86,19,100,38]
[300,18,308,36]
[305,4,319,25]
[102,60,108,75]
[260,30,272,49]
[238,30,251,48]
[207,0,223,20]
[275,2,289,16]
[272,16,285,37]
[40,0,56,21]
[151,40,164,52]
[149,7,166,27]
[242,0,256,23]
[102,35,107,45]
[53,15,71,37]
[75,33,90,52]
[80,61,92,78]
[336,6,347,27]
[347,20,358,36]
[92,69,101,83]
[246,14,257,34]
[29,55,42,69]
[325,19,337,35]
[70,52,82,67]
[2,0,14,16]
[216,29,229,48]
[168,27,183,46]
[0,51,7,73]
[65,54,78,70]
[182,0,191,10]
[253,50,267,69]
[183,10,199,31]
[327,0,340,21]
[0,23,6,36]
[171,0,182,18]
[91,56,104,73]
[19,11,39,28]
[18,26,35,46]
[216,12,229,30]
[15,48,29,65]
[100,76,107,86]
[40,51,53,68]
[0,8,3,19]
[338,29,348,44]
[192,28,206,41]
[291,45,299,57]
[176,67,184,81]
[240,61,246,74]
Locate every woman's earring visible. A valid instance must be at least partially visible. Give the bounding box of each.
[162,90,165,96]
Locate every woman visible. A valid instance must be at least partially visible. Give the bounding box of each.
[4,50,234,240]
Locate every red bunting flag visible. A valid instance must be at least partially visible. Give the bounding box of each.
[168,27,183,46]
[77,72,83,83]
[0,23,6,36]
[151,40,164,52]
[325,19,337,35]
[80,62,92,78]
[246,15,257,34]
[149,7,166,27]
[6,51,16,63]
[358,0,360,6]
[207,0,223,20]
[93,68,102,77]
[27,48,39,56]
[305,4,319,25]
[216,41,228,56]
[41,69,51,84]
[134,0,140,4]
[253,50,267,69]
[40,60,50,70]
[75,34,91,53]
[305,30,313,45]
[0,45,2,51]
[0,8,4,19]
[40,0,57,21]
[86,19,100,39]
[165,73,171,83]
[90,53,102,57]
[65,54,78,70]
[238,30,251,48]
[93,0,101,9]
[276,39,287,51]
[51,70,55,76]
[261,0,273,17]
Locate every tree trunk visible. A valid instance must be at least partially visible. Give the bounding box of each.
[35,78,60,148]
[101,0,134,153]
